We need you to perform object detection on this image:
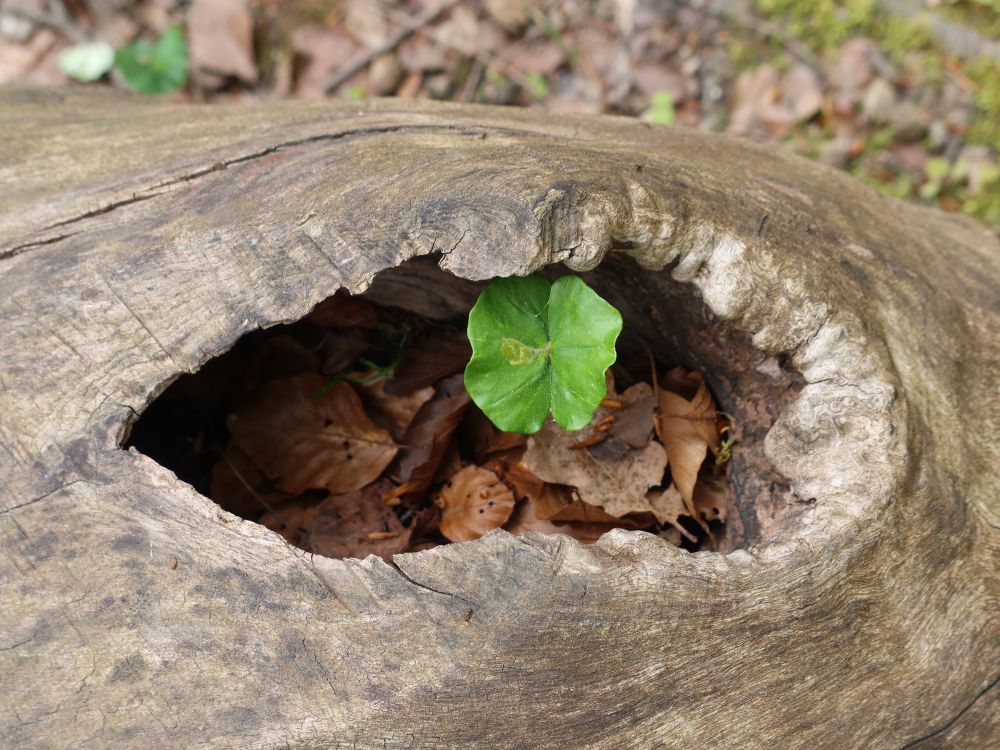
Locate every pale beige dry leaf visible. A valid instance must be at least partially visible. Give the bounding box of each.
[523,406,667,519]
[228,374,398,495]
[188,0,258,87]
[646,484,697,542]
[435,465,516,542]
[307,481,411,561]
[655,367,719,518]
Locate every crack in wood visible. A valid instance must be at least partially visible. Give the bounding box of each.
[899,670,1000,748]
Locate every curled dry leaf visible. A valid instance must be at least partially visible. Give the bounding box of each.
[523,403,667,519]
[358,378,434,441]
[392,373,470,500]
[464,406,528,459]
[228,374,398,495]
[306,290,379,328]
[385,329,472,395]
[307,481,411,561]
[655,366,720,517]
[608,381,658,448]
[210,442,294,517]
[435,465,516,542]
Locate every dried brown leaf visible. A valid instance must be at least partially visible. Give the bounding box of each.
[646,484,697,542]
[228,374,398,495]
[259,496,322,546]
[317,330,369,375]
[210,443,294,517]
[464,406,528,459]
[384,329,471,395]
[608,381,657,448]
[188,0,258,86]
[393,373,471,500]
[504,499,626,544]
[435,465,516,542]
[307,290,379,329]
[358,379,434,441]
[655,367,719,517]
[307,481,411,561]
[250,334,321,385]
[523,406,667,519]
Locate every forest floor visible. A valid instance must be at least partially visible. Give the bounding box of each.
[2,0,999,229]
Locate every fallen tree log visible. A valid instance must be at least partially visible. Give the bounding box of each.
[0,88,997,749]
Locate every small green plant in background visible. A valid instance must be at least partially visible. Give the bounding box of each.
[647,90,676,125]
[522,72,549,102]
[58,26,189,96]
[464,274,623,434]
[57,41,115,82]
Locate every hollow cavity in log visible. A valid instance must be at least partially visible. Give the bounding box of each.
[126,255,804,556]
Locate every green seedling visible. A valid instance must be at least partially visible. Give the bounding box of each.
[464,274,622,434]
[115,26,189,95]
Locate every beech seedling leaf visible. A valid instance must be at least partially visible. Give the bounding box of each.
[464,274,622,434]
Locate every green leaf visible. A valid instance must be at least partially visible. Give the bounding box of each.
[648,90,676,125]
[465,274,622,434]
[115,26,189,96]
[58,42,115,82]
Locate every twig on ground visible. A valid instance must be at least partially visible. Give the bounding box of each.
[325,0,464,94]
[1,1,86,43]
[695,0,820,71]
[459,58,485,102]
[375,0,531,89]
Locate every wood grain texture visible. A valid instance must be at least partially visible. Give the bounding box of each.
[0,89,997,749]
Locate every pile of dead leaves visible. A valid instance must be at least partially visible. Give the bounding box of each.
[208,290,732,560]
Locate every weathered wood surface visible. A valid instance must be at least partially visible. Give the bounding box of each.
[0,88,997,749]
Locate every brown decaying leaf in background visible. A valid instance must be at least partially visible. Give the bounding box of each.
[358,379,434,441]
[523,406,667,519]
[259,496,322,547]
[392,372,470,500]
[435,465,515,542]
[646,484,698,542]
[306,289,379,329]
[227,373,398,495]
[384,328,472,395]
[655,366,720,518]
[209,442,294,517]
[307,480,412,561]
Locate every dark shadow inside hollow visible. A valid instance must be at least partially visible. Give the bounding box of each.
[127,253,804,555]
